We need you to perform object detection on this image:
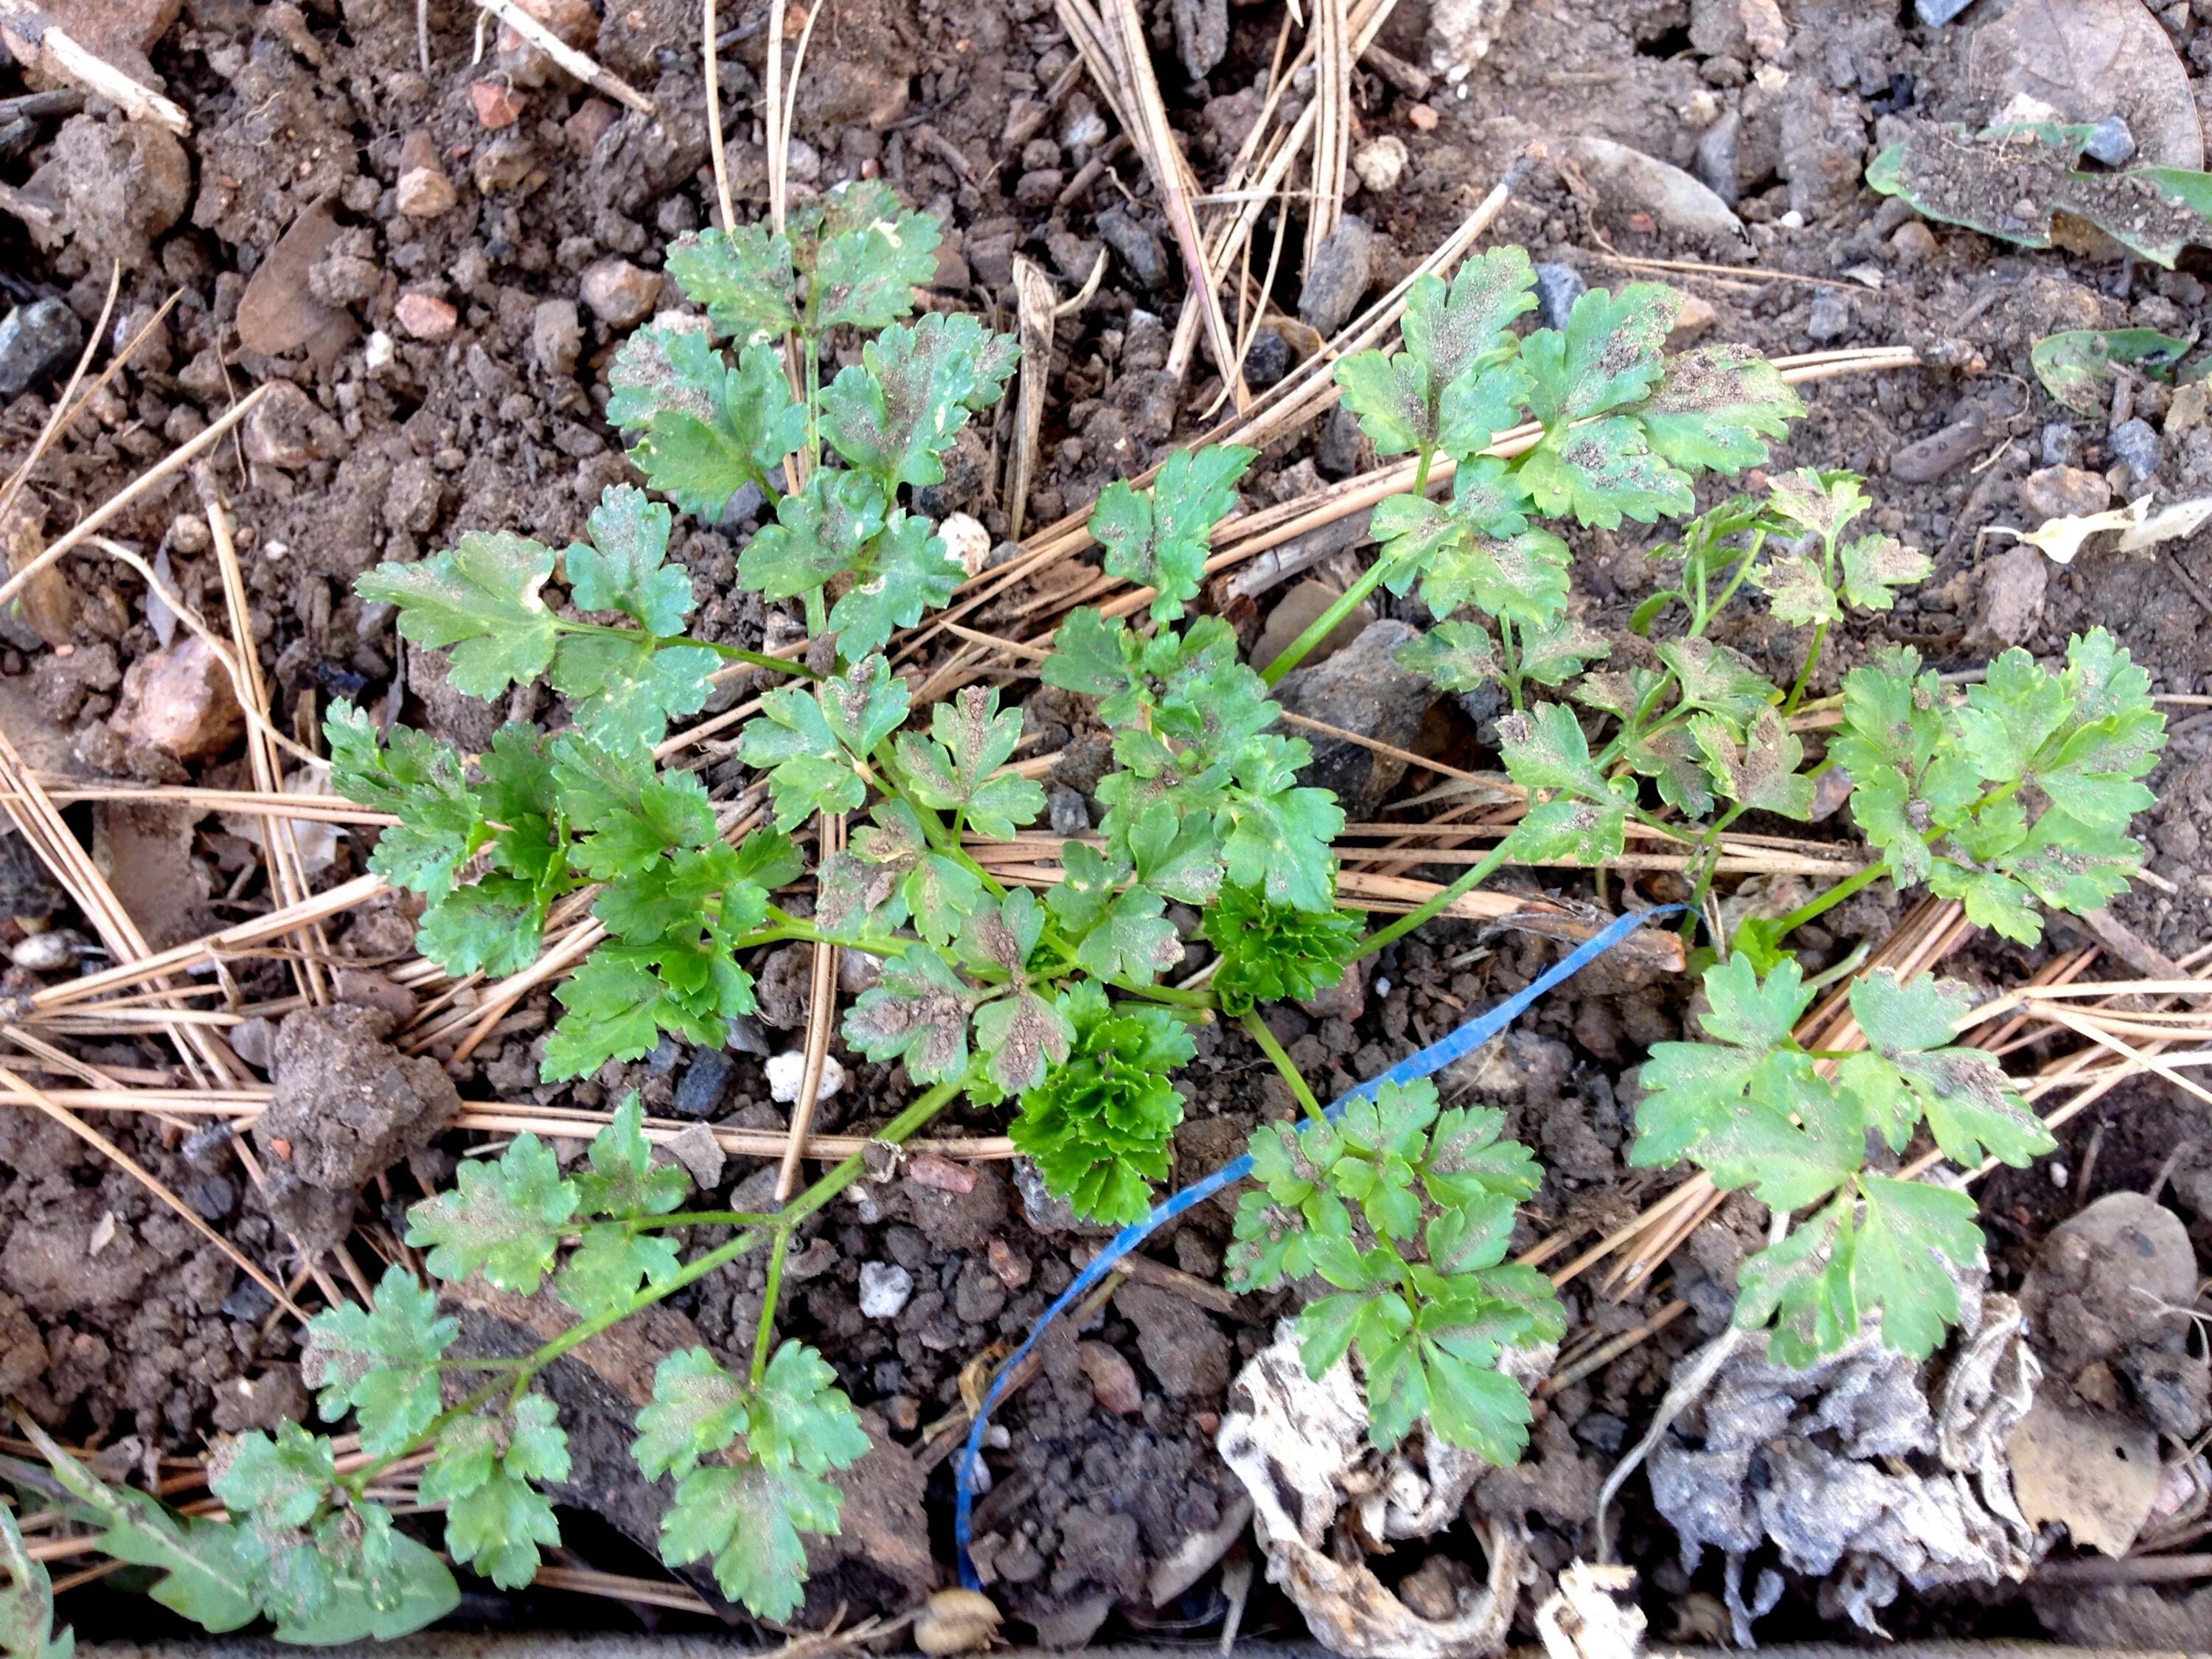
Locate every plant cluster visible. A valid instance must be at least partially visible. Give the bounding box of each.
[7,189,2168,1646]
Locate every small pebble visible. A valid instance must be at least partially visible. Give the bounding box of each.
[987,1237,1033,1288]
[1531,262,1585,332]
[2017,465,2112,523]
[1242,325,1293,389]
[672,1049,734,1118]
[1805,288,1851,342]
[2109,416,2160,483]
[2039,420,2080,467]
[1077,1340,1142,1414]
[393,293,458,341]
[1888,220,1937,264]
[0,299,84,399]
[915,1588,1003,1656]
[7,930,76,972]
[726,1014,773,1055]
[2083,114,2136,168]
[1047,785,1090,836]
[221,1279,276,1322]
[187,1175,238,1222]
[1668,295,1718,340]
[661,1122,725,1189]
[1352,134,1409,194]
[939,511,990,576]
[532,298,582,377]
[765,1049,845,1104]
[859,1260,914,1319]
[580,259,661,329]
[1297,215,1376,336]
[470,80,524,128]
[908,1152,977,1194]
[1406,102,1438,131]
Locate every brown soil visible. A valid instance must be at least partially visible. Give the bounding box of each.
[2,0,2211,1649]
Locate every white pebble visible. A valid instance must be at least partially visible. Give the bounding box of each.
[939,512,992,577]
[766,1049,846,1105]
[1352,135,1409,195]
[1373,976,1392,998]
[858,1260,914,1319]
[364,330,395,373]
[8,931,75,973]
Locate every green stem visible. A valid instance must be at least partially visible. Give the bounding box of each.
[1119,980,1214,1009]
[750,1231,790,1389]
[628,1209,780,1231]
[1351,838,1517,962]
[1259,444,1431,686]
[1783,619,1829,716]
[1764,858,1887,940]
[1241,1009,1326,1125]
[804,586,827,641]
[552,619,822,681]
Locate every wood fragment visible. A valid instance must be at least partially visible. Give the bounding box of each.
[0,0,189,134]
[1007,255,1057,542]
[469,0,654,114]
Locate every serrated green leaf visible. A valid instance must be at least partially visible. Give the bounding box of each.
[1200,883,1360,1015]
[1010,982,1191,1223]
[1656,638,1776,727]
[1515,611,1610,687]
[564,484,691,635]
[1333,350,1432,455]
[807,189,942,330]
[1630,344,1803,474]
[843,945,973,1083]
[1090,445,1253,622]
[1394,620,1498,692]
[659,1461,840,1622]
[737,469,886,600]
[633,1348,750,1481]
[1216,751,1343,914]
[549,634,719,753]
[1838,533,1931,611]
[0,1501,70,1659]
[665,226,798,344]
[325,703,483,902]
[1419,1338,1534,1465]
[1852,1176,1981,1360]
[1503,796,1627,865]
[737,656,910,830]
[213,1422,335,1529]
[406,1133,577,1292]
[357,534,558,698]
[1435,358,1534,459]
[1402,249,1538,391]
[973,987,1074,1096]
[557,1228,682,1317]
[827,511,964,658]
[894,685,1043,838]
[1765,468,1871,542]
[301,1266,456,1460]
[422,1398,569,1590]
[1692,707,1814,818]
[820,312,1018,489]
[747,1341,871,1475]
[611,332,809,520]
[1688,1051,1859,1211]
[573,1093,689,1219]
[1755,550,1841,625]
[414,875,549,978]
[1521,282,1678,425]
[1734,1195,1857,1366]
[1517,416,1694,530]
[1495,703,1616,803]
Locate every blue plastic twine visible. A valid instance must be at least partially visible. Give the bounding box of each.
[952,901,1683,1587]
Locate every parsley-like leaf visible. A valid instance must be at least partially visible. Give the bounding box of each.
[406,1133,577,1293]
[1089,445,1254,622]
[356,534,557,698]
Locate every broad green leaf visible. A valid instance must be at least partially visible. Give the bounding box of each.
[1734,1195,1857,1366]
[1955,647,2071,782]
[1755,551,1840,625]
[565,484,691,634]
[1419,1340,1534,1465]
[1333,350,1431,455]
[1515,612,1610,687]
[658,1461,840,1622]
[1656,638,1776,728]
[972,987,1074,1097]
[557,1227,681,1317]
[1517,417,1693,529]
[820,313,1018,489]
[1630,345,1802,473]
[737,470,886,600]
[827,511,964,658]
[1089,445,1253,622]
[1700,953,1812,1050]
[1838,534,1931,611]
[737,656,910,830]
[406,1133,577,1293]
[1435,358,1534,458]
[894,685,1043,838]
[1495,703,1615,803]
[1520,282,1678,425]
[633,1348,748,1481]
[1692,708,1814,818]
[807,187,942,330]
[1216,754,1343,914]
[665,226,798,344]
[301,1266,456,1459]
[843,946,973,1083]
[1765,468,1871,543]
[746,1341,872,1475]
[549,636,719,753]
[1400,249,1537,391]
[610,332,808,519]
[573,1093,690,1219]
[2030,327,2192,417]
[1853,1177,1982,1360]
[1504,796,1627,865]
[356,534,557,698]
[213,1422,335,1529]
[1394,619,1498,691]
[1689,1051,1859,1211]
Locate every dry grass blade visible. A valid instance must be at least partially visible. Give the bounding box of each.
[526,1565,715,1613]
[779,811,845,1200]
[1307,0,1348,268]
[704,0,737,232]
[0,0,190,133]
[1007,255,1058,543]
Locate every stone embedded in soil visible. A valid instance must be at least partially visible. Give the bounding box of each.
[1889,219,1938,265]
[20,114,190,270]
[7,930,76,973]
[2018,465,2112,523]
[1077,1340,1143,1414]
[333,967,415,1020]
[1973,545,2047,648]
[1095,207,1170,292]
[1047,786,1088,835]
[1694,110,1742,204]
[1557,136,1744,246]
[2109,417,2160,483]
[907,1152,976,1194]
[671,1048,734,1118]
[2019,1191,2199,1378]
[395,161,459,219]
[226,1015,276,1071]
[1298,215,1375,337]
[1115,1282,1231,1399]
[242,381,341,470]
[1242,325,1293,388]
[1272,619,1440,818]
[471,80,526,128]
[1352,135,1409,195]
[108,635,246,763]
[939,511,990,576]
[1296,955,1365,1022]
[765,1049,844,1105]
[253,1004,461,1252]
[1888,411,1988,483]
[987,1237,1033,1288]
[1805,288,1851,342]
[909,1161,1007,1251]
[859,1260,914,1318]
[532,297,583,376]
[1669,294,1718,339]
[394,292,459,341]
[1532,262,1586,332]
[658,1122,723,1189]
[0,299,83,399]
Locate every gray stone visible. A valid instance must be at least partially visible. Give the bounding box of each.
[725,1014,773,1055]
[1115,1281,1231,1399]
[1047,785,1090,836]
[1974,545,2047,648]
[1242,325,1292,388]
[2110,417,2160,482]
[1914,0,1977,21]
[1096,208,1171,292]
[1170,0,1228,80]
[0,299,83,398]
[187,1175,237,1222]
[1272,619,1441,818]
[1532,262,1586,331]
[1694,111,1742,206]
[1806,288,1851,342]
[672,1048,734,1118]
[2083,114,2135,168]
[658,1122,724,1189]
[1297,215,1375,336]
[2039,420,2081,467]
[1315,403,1368,479]
[859,1261,914,1318]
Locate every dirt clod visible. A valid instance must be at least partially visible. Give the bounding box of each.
[108,636,244,763]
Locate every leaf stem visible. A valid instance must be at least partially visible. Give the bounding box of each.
[1351,837,1517,961]
[750,1231,790,1389]
[1259,445,1432,686]
[1764,858,1887,939]
[1782,618,1829,716]
[1240,1009,1326,1125]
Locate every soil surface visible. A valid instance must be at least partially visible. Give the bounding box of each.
[2,0,2211,1650]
